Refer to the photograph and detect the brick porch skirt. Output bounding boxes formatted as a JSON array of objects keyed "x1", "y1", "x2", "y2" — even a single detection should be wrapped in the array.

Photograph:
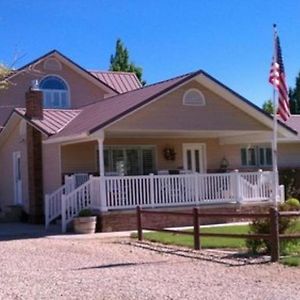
[{"x1": 96, "y1": 202, "x2": 273, "y2": 232}]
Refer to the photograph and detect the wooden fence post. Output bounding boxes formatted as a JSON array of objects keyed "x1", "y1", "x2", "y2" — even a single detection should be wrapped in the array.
[
  {"x1": 193, "y1": 208, "x2": 200, "y2": 250},
  {"x1": 137, "y1": 206, "x2": 143, "y2": 241},
  {"x1": 270, "y1": 207, "x2": 280, "y2": 262}
]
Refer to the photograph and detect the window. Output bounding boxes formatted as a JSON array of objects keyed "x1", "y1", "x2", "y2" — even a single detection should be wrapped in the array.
[
  {"x1": 40, "y1": 76, "x2": 70, "y2": 108},
  {"x1": 240, "y1": 146, "x2": 272, "y2": 167},
  {"x1": 103, "y1": 146, "x2": 156, "y2": 175},
  {"x1": 183, "y1": 88, "x2": 205, "y2": 106}
]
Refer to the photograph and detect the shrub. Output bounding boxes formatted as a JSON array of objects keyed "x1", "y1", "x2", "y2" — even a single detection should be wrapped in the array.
[
  {"x1": 246, "y1": 199, "x2": 300, "y2": 255},
  {"x1": 78, "y1": 208, "x2": 94, "y2": 217}
]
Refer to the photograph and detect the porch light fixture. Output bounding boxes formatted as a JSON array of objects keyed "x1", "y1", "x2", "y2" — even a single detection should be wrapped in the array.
[{"x1": 163, "y1": 146, "x2": 176, "y2": 161}]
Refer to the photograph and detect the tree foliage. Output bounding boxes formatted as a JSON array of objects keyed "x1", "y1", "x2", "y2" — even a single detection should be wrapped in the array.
[
  {"x1": 0, "y1": 64, "x2": 12, "y2": 90},
  {"x1": 289, "y1": 71, "x2": 300, "y2": 114},
  {"x1": 109, "y1": 39, "x2": 146, "y2": 86},
  {"x1": 262, "y1": 99, "x2": 274, "y2": 114}
]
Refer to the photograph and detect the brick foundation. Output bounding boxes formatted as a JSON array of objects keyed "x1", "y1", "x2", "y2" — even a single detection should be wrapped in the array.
[{"x1": 96, "y1": 202, "x2": 273, "y2": 232}]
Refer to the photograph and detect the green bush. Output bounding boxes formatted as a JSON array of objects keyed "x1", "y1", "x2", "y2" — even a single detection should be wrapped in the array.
[
  {"x1": 78, "y1": 208, "x2": 94, "y2": 217},
  {"x1": 246, "y1": 199, "x2": 300, "y2": 255}
]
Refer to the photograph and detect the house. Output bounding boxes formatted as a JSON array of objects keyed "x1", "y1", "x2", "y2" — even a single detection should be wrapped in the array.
[{"x1": 0, "y1": 50, "x2": 300, "y2": 231}]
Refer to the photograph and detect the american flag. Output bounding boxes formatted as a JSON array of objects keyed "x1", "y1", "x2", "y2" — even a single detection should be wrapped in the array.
[{"x1": 269, "y1": 34, "x2": 290, "y2": 121}]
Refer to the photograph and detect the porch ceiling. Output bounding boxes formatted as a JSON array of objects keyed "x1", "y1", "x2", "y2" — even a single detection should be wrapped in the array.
[{"x1": 105, "y1": 129, "x2": 274, "y2": 144}]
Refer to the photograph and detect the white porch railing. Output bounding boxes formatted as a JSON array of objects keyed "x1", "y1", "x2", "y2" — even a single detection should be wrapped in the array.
[
  {"x1": 59, "y1": 170, "x2": 279, "y2": 232},
  {"x1": 45, "y1": 174, "x2": 89, "y2": 228}
]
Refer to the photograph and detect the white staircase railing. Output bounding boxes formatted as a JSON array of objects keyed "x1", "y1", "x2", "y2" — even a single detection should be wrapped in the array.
[
  {"x1": 61, "y1": 178, "x2": 93, "y2": 233},
  {"x1": 239, "y1": 171, "x2": 273, "y2": 201},
  {"x1": 45, "y1": 174, "x2": 90, "y2": 229}
]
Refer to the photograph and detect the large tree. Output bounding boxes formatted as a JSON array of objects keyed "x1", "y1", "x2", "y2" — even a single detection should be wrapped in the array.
[
  {"x1": 109, "y1": 39, "x2": 146, "y2": 86},
  {"x1": 289, "y1": 71, "x2": 300, "y2": 114},
  {"x1": 262, "y1": 99, "x2": 274, "y2": 114}
]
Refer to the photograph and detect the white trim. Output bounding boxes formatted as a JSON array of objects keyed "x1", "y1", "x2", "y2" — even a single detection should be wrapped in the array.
[
  {"x1": 40, "y1": 74, "x2": 71, "y2": 108},
  {"x1": 182, "y1": 143, "x2": 207, "y2": 173},
  {"x1": 182, "y1": 88, "x2": 206, "y2": 106},
  {"x1": 43, "y1": 58, "x2": 62, "y2": 71},
  {"x1": 13, "y1": 151, "x2": 22, "y2": 205}
]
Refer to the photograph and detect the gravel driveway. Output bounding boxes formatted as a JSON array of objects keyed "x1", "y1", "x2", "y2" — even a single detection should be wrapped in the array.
[{"x1": 0, "y1": 235, "x2": 299, "y2": 300}]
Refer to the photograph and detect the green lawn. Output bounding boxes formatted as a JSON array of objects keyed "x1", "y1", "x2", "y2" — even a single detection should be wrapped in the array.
[
  {"x1": 138, "y1": 221, "x2": 300, "y2": 253},
  {"x1": 281, "y1": 256, "x2": 300, "y2": 267},
  {"x1": 141, "y1": 225, "x2": 249, "y2": 249}
]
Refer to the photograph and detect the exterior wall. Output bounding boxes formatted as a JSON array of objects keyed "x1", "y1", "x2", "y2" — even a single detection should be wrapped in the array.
[
  {"x1": 278, "y1": 143, "x2": 300, "y2": 168},
  {"x1": 0, "y1": 58, "x2": 108, "y2": 113},
  {"x1": 0, "y1": 119, "x2": 29, "y2": 211},
  {"x1": 107, "y1": 80, "x2": 270, "y2": 132},
  {"x1": 43, "y1": 143, "x2": 62, "y2": 194},
  {"x1": 60, "y1": 137, "x2": 227, "y2": 175},
  {"x1": 61, "y1": 141, "x2": 98, "y2": 175},
  {"x1": 105, "y1": 137, "x2": 225, "y2": 172}
]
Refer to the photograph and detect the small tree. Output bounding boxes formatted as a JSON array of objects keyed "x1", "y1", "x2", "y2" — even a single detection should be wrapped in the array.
[
  {"x1": 109, "y1": 39, "x2": 146, "y2": 86},
  {"x1": 0, "y1": 63, "x2": 12, "y2": 90},
  {"x1": 262, "y1": 99, "x2": 274, "y2": 114}
]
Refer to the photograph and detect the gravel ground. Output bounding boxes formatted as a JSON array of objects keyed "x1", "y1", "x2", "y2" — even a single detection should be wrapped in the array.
[{"x1": 0, "y1": 235, "x2": 299, "y2": 300}]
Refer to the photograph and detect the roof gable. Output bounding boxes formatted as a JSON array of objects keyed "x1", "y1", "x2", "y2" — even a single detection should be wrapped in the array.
[
  {"x1": 6, "y1": 50, "x2": 119, "y2": 95},
  {"x1": 44, "y1": 69, "x2": 297, "y2": 143}
]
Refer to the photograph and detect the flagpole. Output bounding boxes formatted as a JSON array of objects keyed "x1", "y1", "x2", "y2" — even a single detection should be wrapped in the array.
[{"x1": 272, "y1": 24, "x2": 279, "y2": 207}]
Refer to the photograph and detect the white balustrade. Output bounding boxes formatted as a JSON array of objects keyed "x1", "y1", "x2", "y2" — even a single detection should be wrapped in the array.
[
  {"x1": 54, "y1": 171, "x2": 277, "y2": 232},
  {"x1": 45, "y1": 174, "x2": 89, "y2": 229},
  {"x1": 61, "y1": 179, "x2": 93, "y2": 233}
]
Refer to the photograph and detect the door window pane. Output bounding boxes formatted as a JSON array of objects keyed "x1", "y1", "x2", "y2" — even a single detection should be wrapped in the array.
[
  {"x1": 195, "y1": 150, "x2": 200, "y2": 172},
  {"x1": 259, "y1": 148, "x2": 265, "y2": 165},
  {"x1": 126, "y1": 149, "x2": 140, "y2": 175},
  {"x1": 187, "y1": 150, "x2": 192, "y2": 170},
  {"x1": 142, "y1": 149, "x2": 154, "y2": 175},
  {"x1": 241, "y1": 148, "x2": 247, "y2": 165},
  {"x1": 248, "y1": 148, "x2": 256, "y2": 166}
]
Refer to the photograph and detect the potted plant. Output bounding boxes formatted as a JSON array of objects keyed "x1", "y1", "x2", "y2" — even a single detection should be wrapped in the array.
[{"x1": 73, "y1": 208, "x2": 97, "y2": 234}]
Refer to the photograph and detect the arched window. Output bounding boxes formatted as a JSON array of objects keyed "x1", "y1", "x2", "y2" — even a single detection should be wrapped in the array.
[
  {"x1": 183, "y1": 88, "x2": 205, "y2": 106},
  {"x1": 40, "y1": 76, "x2": 70, "y2": 108}
]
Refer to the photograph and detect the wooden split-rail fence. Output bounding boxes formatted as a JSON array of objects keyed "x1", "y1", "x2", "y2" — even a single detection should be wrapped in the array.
[{"x1": 136, "y1": 206, "x2": 300, "y2": 262}]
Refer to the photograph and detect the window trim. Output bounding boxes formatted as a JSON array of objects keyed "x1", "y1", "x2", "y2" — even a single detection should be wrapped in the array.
[
  {"x1": 240, "y1": 145, "x2": 272, "y2": 167},
  {"x1": 183, "y1": 88, "x2": 206, "y2": 106},
  {"x1": 97, "y1": 145, "x2": 157, "y2": 176},
  {"x1": 39, "y1": 74, "x2": 71, "y2": 108}
]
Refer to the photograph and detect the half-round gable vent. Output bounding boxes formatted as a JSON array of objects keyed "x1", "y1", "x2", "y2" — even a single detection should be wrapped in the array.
[
  {"x1": 43, "y1": 58, "x2": 62, "y2": 71},
  {"x1": 183, "y1": 89, "x2": 205, "y2": 106}
]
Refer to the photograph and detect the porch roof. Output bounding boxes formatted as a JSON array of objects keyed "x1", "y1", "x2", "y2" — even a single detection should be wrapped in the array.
[
  {"x1": 48, "y1": 71, "x2": 197, "y2": 141},
  {"x1": 15, "y1": 108, "x2": 81, "y2": 135},
  {"x1": 45, "y1": 69, "x2": 297, "y2": 143}
]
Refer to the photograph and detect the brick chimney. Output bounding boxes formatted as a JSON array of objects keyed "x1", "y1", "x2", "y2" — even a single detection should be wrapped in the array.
[{"x1": 25, "y1": 80, "x2": 43, "y2": 120}]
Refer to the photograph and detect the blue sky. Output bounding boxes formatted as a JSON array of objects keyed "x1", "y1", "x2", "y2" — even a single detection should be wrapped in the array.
[{"x1": 1, "y1": 0, "x2": 300, "y2": 107}]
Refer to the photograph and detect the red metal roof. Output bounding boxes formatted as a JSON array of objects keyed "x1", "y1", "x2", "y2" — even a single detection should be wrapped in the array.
[
  {"x1": 50, "y1": 71, "x2": 197, "y2": 139},
  {"x1": 15, "y1": 108, "x2": 81, "y2": 135},
  {"x1": 90, "y1": 71, "x2": 142, "y2": 93}
]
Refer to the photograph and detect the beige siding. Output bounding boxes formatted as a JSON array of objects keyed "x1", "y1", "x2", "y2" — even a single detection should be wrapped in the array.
[
  {"x1": 278, "y1": 143, "x2": 300, "y2": 168},
  {"x1": 0, "y1": 59, "x2": 107, "y2": 110},
  {"x1": 108, "y1": 80, "x2": 270, "y2": 132},
  {"x1": 61, "y1": 141, "x2": 98, "y2": 174},
  {"x1": 0, "y1": 120, "x2": 29, "y2": 211},
  {"x1": 43, "y1": 143, "x2": 62, "y2": 194}
]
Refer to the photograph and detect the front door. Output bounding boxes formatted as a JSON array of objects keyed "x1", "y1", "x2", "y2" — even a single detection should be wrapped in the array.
[
  {"x1": 13, "y1": 151, "x2": 22, "y2": 205},
  {"x1": 183, "y1": 143, "x2": 206, "y2": 173}
]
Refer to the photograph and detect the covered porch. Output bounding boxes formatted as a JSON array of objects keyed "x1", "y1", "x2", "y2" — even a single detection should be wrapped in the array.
[{"x1": 44, "y1": 129, "x2": 282, "y2": 232}]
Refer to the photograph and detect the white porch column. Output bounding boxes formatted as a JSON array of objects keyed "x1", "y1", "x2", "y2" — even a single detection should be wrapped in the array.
[
  {"x1": 97, "y1": 136, "x2": 107, "y2": 212},
  {"x1": 97, "y1": 138, "x2": 105, "y2": 176}
]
